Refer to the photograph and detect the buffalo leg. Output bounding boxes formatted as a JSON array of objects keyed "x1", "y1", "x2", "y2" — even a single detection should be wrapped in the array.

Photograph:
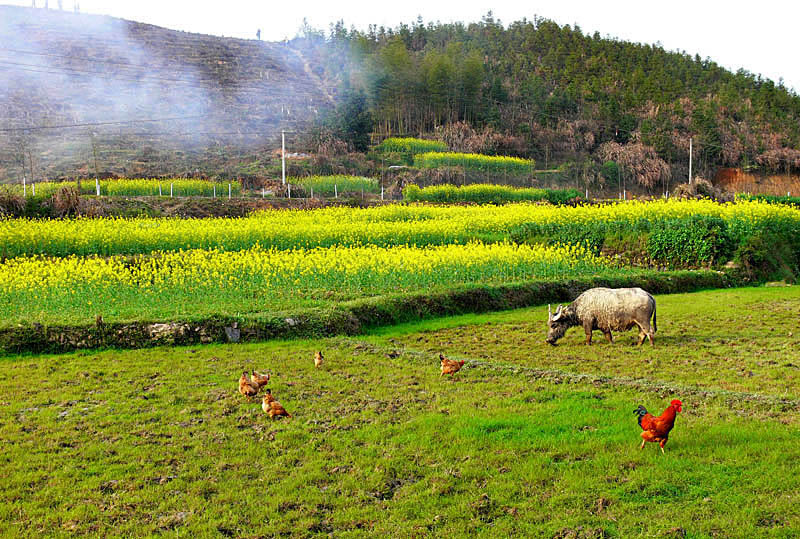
[
  {"x1": 634, "y1": 321, "x2": 651, "y2": 346},
  {"x1": 584, "y1": 321, "x2": 594, "y2": 345},
  {"x1": 603, "y1": 330, "x2": 613, "y2": 343}
]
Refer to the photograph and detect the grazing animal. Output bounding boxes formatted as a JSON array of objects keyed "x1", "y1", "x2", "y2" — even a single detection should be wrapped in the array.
[
  {"x1": 440, "y1": 353, "x2": 465, "y2": 377},
  {"x1": 634, "y1": 400, "x2": 683, "y2": 453},
  {"x1": 238, "y1": 371, "x2": 259, "y2": 399},
  {"x1": 314, "y1": 351, "x2": 324, "y2": 368},
  {"x1": 251, "y1": 370, "x2": 270, "y2": 391},
  {"x1": 546, "y1": 287, "x2": 656, "y2": 346},
  {"x1": 262, "y1": 389, "x2": 291, "y2": 419}
]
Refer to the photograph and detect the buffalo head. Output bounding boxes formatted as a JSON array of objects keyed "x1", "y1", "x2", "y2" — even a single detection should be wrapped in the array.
[{"x1": 546, "y1": 304, "x2": 570, "y2": 345}]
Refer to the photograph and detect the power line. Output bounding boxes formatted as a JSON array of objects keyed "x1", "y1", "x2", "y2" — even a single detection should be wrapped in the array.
[
  {"x1": 0, "y1": 61, "x2": 333, "y2": 98},
  {"x1": 0, "y1": 115, "x2": 206, "y2": 132}
]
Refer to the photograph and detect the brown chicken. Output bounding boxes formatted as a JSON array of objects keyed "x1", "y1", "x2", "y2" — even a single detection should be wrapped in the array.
[
  {"x1": 251, "y1": 370, "x2": 270, "y2": 390},
  {"x1": 314, "y1": 351, "x2": 324, "y2": 368},
  {"x1": 634, "y1": 399, "x2": 683, "y2": 453},
  {"x1": 238, "y1": 371, "x2": 259, "y2": 399},
  {"x1": 440, "y1": 353, "x2": 465, "y2": 377},
  {"x1": 262, "y1": 389, "x2": 291, "y2": 419}
]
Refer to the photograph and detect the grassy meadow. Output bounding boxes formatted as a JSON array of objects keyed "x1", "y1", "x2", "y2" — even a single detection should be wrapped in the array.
[{"x1": 1, "y1": 286, "x2": 798, "y2": 536}]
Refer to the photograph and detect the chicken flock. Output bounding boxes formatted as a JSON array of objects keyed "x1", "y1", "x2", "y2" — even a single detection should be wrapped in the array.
[{"x1": 236, "y1": 349, "x2": 682, "y2": 453}]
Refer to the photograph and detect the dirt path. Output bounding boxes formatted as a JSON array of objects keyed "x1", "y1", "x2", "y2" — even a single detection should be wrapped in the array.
[{"x1": 289, "y1": 47, "x2": 335, "y2": 105}]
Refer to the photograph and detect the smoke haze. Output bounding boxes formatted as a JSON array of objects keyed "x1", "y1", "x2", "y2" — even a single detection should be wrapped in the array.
[{"x1": 0, "y1": 5, "x2": 331, "y2": 181}]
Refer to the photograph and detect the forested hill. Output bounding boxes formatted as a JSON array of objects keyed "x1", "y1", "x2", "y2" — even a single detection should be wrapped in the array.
[{"x1": 293, "y1": 14, "x2": 800, "y2": 184}]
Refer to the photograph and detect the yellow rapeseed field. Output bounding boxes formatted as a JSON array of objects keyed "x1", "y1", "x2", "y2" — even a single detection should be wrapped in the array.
[{"x1": 2, "y1": 199, "x2": 797, "y2": 258}]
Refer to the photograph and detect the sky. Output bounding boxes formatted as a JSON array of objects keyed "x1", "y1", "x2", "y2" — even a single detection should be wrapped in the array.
[{"x1": 7, "y1": 0, "x2": 800, "y2": 92}]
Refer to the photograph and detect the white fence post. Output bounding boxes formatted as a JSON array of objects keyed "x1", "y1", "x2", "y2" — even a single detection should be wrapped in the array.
[
  {"x1": 335, "y1": 184, "x2": 337, "y2": 198},
  {"x1": 32, "y1": 182, "x2": 35, "y2": 196},
  {"x1": 310, "y1": 186, "x2": 313, "y2": 199},
  {"x1": 170, "y1": 183, "x2": 173, "y2": 197},
  {"x1": 381, "y1": 186, "x2": 384, "y2": 201},
  {"x1": 23, "y1": 177, "x2": 26, "y2": 197},
  {"x1": 288, "y1": 183, "x2": 291, "y2": 199},
  {"x1": 95, "y1": 178, "x2": 100, "y2": 196},
  {"x1": 213, "y1": 185, "x2": 216, "y2": 198},
  {"x1": 159, "y1": 184, "x2": 162, "y2": 197},
  {"x1": 228, "y1": 183, "x2": 231, "y2": 199},
  {"x1": 262, "y1": 187, "x2": 265, "y2": 198}
]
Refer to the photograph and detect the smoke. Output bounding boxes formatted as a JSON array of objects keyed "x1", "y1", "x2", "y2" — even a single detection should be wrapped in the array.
[{"x1": 0, "y1": 5, "x2": 329, "y2": 181}]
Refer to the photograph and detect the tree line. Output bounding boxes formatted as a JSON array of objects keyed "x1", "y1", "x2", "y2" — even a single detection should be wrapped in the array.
[{"x1": 292, "y1": 13, "x2": 800, "y2": 188}]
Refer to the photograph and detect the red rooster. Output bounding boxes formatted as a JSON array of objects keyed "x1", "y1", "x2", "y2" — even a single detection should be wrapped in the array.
[{"x1": 634, "y1": 399, "x2": 682, "y2": 453}]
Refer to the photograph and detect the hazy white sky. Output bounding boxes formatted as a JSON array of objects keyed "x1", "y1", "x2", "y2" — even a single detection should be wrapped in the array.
[{"x1": 7, "y1": 0, "x2": 800, "y2": 92}]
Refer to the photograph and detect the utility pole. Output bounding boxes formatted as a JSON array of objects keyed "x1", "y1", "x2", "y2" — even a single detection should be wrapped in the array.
[
  {"x1": 688, "y1": 137, "x2": 693, "y2": 185},
  {"x1": 91, "y1": 132, "x2": 100, "y2": 181},
  {"x1": 281, "y1": 129, "x2": 286, "y2": 185}
]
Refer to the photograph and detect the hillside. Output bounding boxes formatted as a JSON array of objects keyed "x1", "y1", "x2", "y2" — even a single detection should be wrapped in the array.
[
  {"x1": 0, "y1": 5, "x2": 332, "y2": 182},
  {"x1": 3, "y1": 7, "x2": 800, "y2": 192},
  {"x1": 295, "y1": 15, "x2": 800, "y2": 191}
]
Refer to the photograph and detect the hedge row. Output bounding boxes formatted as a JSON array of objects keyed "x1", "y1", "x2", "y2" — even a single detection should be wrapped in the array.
[
  {"x1": 413, "y1": 152, "x2": 533, "y2": 174},
  {"x1": 736, "y1": 193, "x2": 800, "y2": 207},
  {"x1": 0, "y1": 270, "x2": 735, "y2": 355},
  {"x1": 402, "y1": 184, "x2": 582, "y2": 205},
  {"x1": 511, "y1": 214, "x2": 800, "y2": 281}
]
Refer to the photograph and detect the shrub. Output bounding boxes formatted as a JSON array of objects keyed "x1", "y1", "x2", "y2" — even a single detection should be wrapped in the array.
[
  {"x1": 647, "y1": 216, "x2": 734, "y2": 267},
  {"x1": 49, "y1": 186, "x2": 82, "y2": 218},
  {"x1": 0, "y1": 187, "x2": 25, "y2": 217},
  {"x1": 734, "y1": 230, "x2": 798, "y2": 283}
]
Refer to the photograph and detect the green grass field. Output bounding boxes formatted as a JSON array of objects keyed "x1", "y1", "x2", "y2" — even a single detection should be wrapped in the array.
[{"x1": 2, "y1": 286, "x2": 798, "y2": 536}]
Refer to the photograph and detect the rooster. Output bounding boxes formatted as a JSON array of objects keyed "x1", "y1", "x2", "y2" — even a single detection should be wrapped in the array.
[
  {"x1": 634, "y1": 399, "x2": 683, "y2": 453},
  {"x1": 314, "y1": 351, "x2": 324, "y2": 368},
  {"x1": 262, "y1": 389, "x2": 291, "y2": 419},
  {"x1": 251, "y1": 370, "x2": 270, "y2": 390},
  {"x1": 238, "y1": 371, "x2": 259, "y2": 400},
  {"x1": 440, "y1": 353, "x2": 465, "y2": 377}
]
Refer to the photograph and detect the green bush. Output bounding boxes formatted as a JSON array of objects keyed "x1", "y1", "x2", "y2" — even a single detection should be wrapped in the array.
[
  {"x1": 647, "y1": 216, "x2": 734, "y2": 267},
  {"x1": 734, "y1": 229, "x2": 800, "y2": 282}
]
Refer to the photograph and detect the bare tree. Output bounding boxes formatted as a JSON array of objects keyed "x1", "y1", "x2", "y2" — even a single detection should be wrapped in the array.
[{"x1": 595, "y1": 142, "x2": 671, "y2": 191}]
